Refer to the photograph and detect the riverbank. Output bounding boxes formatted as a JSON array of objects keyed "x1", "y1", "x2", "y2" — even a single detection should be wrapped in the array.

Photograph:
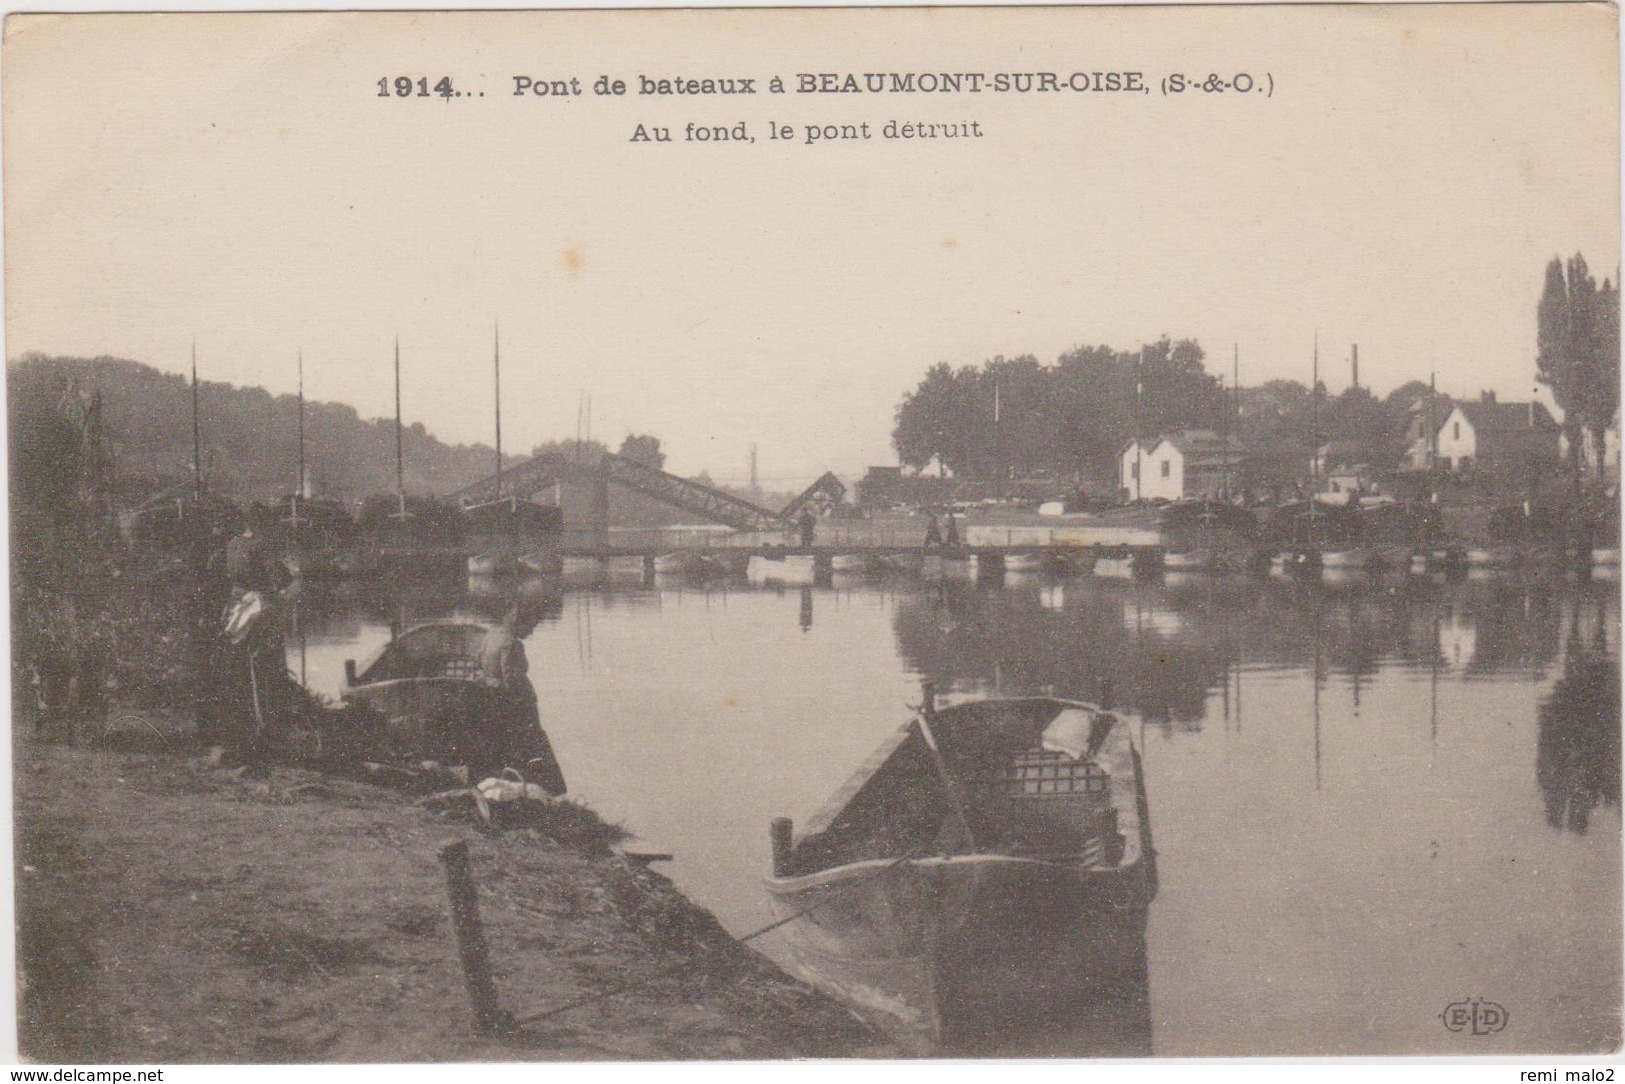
[{"x1": 14, "y1": 710, "x2": 892, "y2": 1062}]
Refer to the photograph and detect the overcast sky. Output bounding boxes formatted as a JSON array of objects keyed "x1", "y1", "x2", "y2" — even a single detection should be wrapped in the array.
[{"x1": 5, "y1": 5, "x2": 1617, "y2": 486}]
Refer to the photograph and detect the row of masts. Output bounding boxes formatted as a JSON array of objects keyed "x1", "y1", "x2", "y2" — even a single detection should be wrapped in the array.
[{"x1": 188, "y1": 327, "x2": 513, "y2": 519}]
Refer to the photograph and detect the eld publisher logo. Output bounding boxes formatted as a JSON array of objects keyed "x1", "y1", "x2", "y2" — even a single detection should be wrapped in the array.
[{"x1": 1440, "y1": 998, "x2": 1509, "y2": 1035}]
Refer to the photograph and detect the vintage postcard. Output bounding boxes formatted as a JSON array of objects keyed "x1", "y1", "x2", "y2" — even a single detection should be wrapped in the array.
[{"x1": 4, "y1": 3, "x2": 1619, "y2": 1069}]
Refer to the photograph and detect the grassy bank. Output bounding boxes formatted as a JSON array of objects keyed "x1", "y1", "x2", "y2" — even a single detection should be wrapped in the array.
[{"x1": 14, "y1": 713, "x2": 890, "y2": 1062}]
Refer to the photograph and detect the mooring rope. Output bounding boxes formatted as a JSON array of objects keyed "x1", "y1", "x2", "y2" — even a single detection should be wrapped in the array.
[{"x1": 507, "y1": 849, "x2": 924, "y2": 1028}]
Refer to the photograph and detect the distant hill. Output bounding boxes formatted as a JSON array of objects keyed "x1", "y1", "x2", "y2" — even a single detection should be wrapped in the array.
[
  {"x1": 8, "y1": 354, "x2": 512, "y2": 506},
  {"x1": 6, "y1": 354, "x2": 799, "y2": 529}
]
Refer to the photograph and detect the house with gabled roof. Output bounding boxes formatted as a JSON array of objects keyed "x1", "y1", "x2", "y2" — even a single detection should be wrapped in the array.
[
  {"x1": 1436, "y1": 392, "x2": 1559, "y2": 487},
  {"x1": 1121, "y1": 430, "x2": 1247, "y2": 501}
]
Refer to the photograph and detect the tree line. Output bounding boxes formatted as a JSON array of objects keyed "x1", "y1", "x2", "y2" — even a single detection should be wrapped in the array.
[
  {"x1": 891, "y1": 336, "x2": 1431, "y2": 492},
  {"x1": 892, "y1": 338, "x2": 1233, "y2": 484},
  {"x1": 893, "y1": 254, "x2": 1621, "y2": 495}
]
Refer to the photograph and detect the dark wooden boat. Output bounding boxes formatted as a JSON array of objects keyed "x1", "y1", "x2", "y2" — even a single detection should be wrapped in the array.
[
  {"x1": 341, "y1": 621, "x2": 565, "y2": 792},
  {"x1": 764, "y1": 695, "x2": 1155, "y2": 1056}
]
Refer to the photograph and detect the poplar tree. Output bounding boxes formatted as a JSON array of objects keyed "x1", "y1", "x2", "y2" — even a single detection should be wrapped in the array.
[{"x1": 1536, "y1": 255, "x2": 1589, "y2": 484}]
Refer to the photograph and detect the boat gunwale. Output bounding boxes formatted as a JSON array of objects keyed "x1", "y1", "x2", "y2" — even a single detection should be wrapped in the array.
[
  {"x1": 342, "y1": 673, "x2": 489, "y2": 698},
  {"x1": 347, "y1": 619, "x2": 498, "y2": 687},
  {"x1": 784, "y1": 696, "x2": 1147, "y2": 879},
  {"x1": 763, "y1": 849, "x2": 1154, "y2": 895}
]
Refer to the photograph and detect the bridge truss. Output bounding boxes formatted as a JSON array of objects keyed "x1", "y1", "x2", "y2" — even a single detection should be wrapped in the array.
[{"x1": 448, "y1": 450, "x2": 791, "y2": 533}]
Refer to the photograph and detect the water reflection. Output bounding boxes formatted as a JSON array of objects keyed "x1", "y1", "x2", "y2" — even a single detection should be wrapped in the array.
[
  {"x1": 937, "y1": 909, "x2": 1152, "y2": 1058},
  {"x1": 1538, "y1": 599, "x2": 1622, "y2": 834},
  {"x1": 276, "y1": 570, "x2": 1619, "y2": 1056},
  {"x1": 892, "y1": 574, "x2": 1585, "y2": 736}
]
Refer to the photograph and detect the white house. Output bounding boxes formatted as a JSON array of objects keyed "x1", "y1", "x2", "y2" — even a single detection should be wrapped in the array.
[
  {"x1": 1435, "y1": 406, "x2": 1475, "y2": 468},
  {"x1": 1121, "y1": 438, "x2": 1183, "y2": 501},
  {"x1": 1120, "y1": 431, "x2": 1246, "y2": 502},
  {"x1": 1435, "y1": 394, "x2": 1559, "y2": 480}
]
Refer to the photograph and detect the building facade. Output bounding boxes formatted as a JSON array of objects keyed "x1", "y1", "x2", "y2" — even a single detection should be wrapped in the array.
[
  {"x1": 1435, "y1": 394, "x2": 1559, "y2": 487},
  {"x1": 1121, "y1": 431, "x2": 1246, "y2": 501}
]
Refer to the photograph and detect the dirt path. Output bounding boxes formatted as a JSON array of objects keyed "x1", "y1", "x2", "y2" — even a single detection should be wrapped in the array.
[{"x1": 13, "y1": 718, "x2": 891, "y2": 1062}]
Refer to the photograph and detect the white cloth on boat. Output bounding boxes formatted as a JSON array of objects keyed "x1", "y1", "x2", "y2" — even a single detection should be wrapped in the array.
[{"x1": 1040, "y1": 707, "x2": 1097, "y2": 760}]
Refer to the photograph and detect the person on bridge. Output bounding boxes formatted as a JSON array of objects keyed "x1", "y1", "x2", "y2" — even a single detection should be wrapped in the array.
[
  {"x1": 944, "y1": 513, "x2": 960, "y2": 546},
  {"x1": 798, "y1": 508, "x2": 816, "y2": 547},
  {"x1": 924, "y1": 513, "x2": 942, "y2": 548}
]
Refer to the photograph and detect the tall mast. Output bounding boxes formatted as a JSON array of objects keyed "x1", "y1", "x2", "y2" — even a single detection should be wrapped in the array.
[
  {"x1": 992, "y1": 363, "x2": 1001, "y2": 500},
  {"x1": 296, "y1": 349, "x2": 306, "y2": 512},
  {"x1": 394, "y1": 337, "x2": 406, "y2": 519},
  {"x1": 493, "y1": 323, "x2": 503, "y2": 500},
  {"x1": 191, "y1": 340, "x2": 203, "y2": 503},
  {"x1": 1312, "y1": 331, "x2": 1319, "y2": 491},
  {"x1": 1310, "y1": 332, "x2": 1320, "y2": 538},
  {"x1": 1222, "y1": 342, "x2": 1236, "y2": 499},
  {"x1": 1233, "y1": 343, "x2": 1241, "y2": 500},
  {"x1": 1134, "y1": 345, "x2": 1144, "y2": 501}
]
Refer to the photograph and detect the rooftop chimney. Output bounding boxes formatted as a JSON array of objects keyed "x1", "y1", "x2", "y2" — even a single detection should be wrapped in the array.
[{"x1": 1481, "y1": 390, "x2": 1497, "y2": 405}]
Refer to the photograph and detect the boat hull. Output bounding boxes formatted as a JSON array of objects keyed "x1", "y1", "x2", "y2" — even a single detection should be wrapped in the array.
[
  {"x1": 561, "y1": 555, "x2": 604, "y2": 581},
  {"x1": 1002, "y1": 552, "x2": 1046, "y2": 573},
  {"x1": 1050, "y1": 549, "x2": 1095, "y2": 575},
  {"x1": 1162, "y1": 549, "x2": 1243, "y2": 574},
  {"x1": 1465, "y1": 546, "x2": 1518, "y2": 568},
  {"x1": 517, "y1": 551, "x2": 563, "y2": 576},
  {"x1": 341, "y1": 622, "x2": 565, "y2": 790},
  {"x1": 764, "y1": 697, "x2": 1156, "y2": 1056},
  {"x1": 1093, "y1": 556, "x2": 1135, "y2": 579},
  {"x1": 767, "y1": 854, "x2": 1152, "y2": 1056},
  {"x1": 747, "y1": 553, "x2": 817, "y2": 585},
  {"x1": 878, "y1": 552, "x2": 924, "y2": 574},
  {"x1": 1320, "y1": 547, "x2": 1372, "y2": 570},
  {"x1": 604, "y1": 555, "x2": 648, "y2": 581},
  {"x1": 467, "y1": 552, "x2": 516, "y2": 577},
  {"x1": 341, "y1": 675, "x2": 562, "y2": 790}
]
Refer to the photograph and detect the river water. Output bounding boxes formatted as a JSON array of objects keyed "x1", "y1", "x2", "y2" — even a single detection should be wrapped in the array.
[{"x1": 286, "y1": 567, "x2": 1620, "y2": 1057}]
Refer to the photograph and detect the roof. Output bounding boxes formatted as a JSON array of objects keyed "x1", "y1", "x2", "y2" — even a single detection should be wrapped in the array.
[
  {"x1": 1449, "y1": 401, "x2": 1559, "y2": 435},
  {"x1": 1122, "y1": 430, "x2": 1246, "y2": 469}
]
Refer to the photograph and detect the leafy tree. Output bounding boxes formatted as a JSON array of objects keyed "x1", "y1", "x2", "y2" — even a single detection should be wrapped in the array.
[
  {"x1": 528, "y1": 438, "x2": 607, "y2": 464},
  {"x1": 1053, "y1": 344, "x2": 1134, "y2": 480},
  {"x1": 1133, "y1": 337, "x2": 1230, "y2": 439},
  {"x1": 617, "y1": 433, "x2": 666, "y2": 471},
  {"x1": 892, "y1": 336, "x2": 1233, "y2": 487},
  {"x1": 1238, "y1": 380, "x2": 1314, "y2": 498},
  {"x1": 1324, "y1": 386, "x2": 1400, "y2": 469},
  {"x1": 893, "y1": 362, "x2": 960, "y2": 474}
]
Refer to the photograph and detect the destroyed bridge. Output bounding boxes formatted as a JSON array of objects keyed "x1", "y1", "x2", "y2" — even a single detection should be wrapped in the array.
[{"x1": 448, "y1": 449, "x2": 846, "y2": 539}]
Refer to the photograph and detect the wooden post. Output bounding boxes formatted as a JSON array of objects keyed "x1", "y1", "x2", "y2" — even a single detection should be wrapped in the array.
[
  {"x1": 1100, "y1": 678, "x2": 1115, "y2": 712},
  {"x1": 438, "y1": 840, "x2": 511, "y2": 1036},
  {"x1": 770, "y1": 817, "x2": 794, "y2": 877},
  {"x1": 343, "y1": 659, "x2": 356, "y2": 687},
  {"x1": 921, "y1": 679, "x2": 937, "y2": 721}
]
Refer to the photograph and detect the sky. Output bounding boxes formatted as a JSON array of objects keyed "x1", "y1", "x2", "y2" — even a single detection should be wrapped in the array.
[{"x1": 4, "y1": 5, "x2": 1618, "y2": 487}]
